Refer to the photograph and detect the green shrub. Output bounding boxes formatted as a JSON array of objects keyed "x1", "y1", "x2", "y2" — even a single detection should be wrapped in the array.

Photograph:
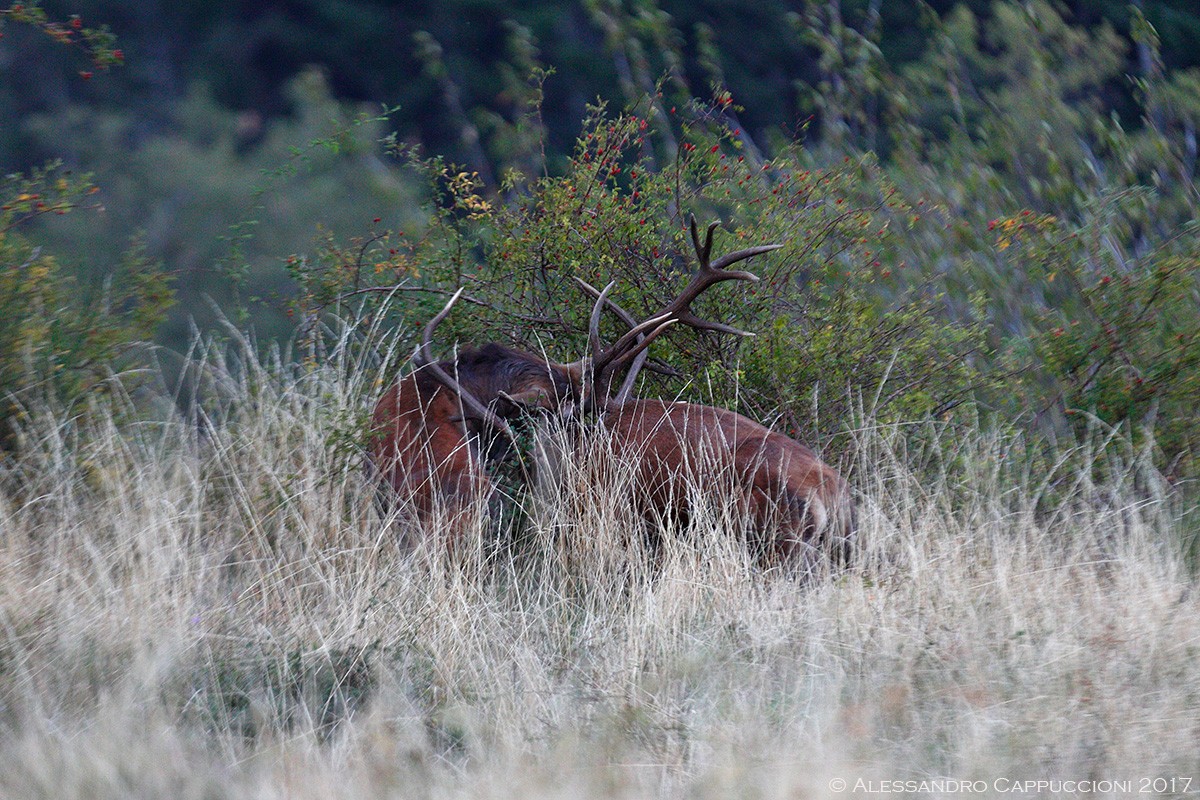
[
  {"x1": 19, "y1": 69, "x2": 421, "y2": 351},
  {"x1": 0, "y1": 163, "x2": 173, "y2": 449},
  {"x1": 1000, "y1": 196, "x2": 1200, "y2": 480},
  {"x1": 290, "y1": 100, "x2": 991, "y2": 452}
]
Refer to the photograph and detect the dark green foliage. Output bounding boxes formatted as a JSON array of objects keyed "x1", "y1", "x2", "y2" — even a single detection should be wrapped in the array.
[
  {"x1": 276, "y1": 2, "x2": 1200, "y2": 482},
  {"x1": 5, "y1": 1, "x2": 1200, "y2": 177},
  {"x1": 181, "y1": 643, "x2": 377, "y2": 744},
  {"x1": 20, "y1": 70, "x2": 419, "y2": 348}
]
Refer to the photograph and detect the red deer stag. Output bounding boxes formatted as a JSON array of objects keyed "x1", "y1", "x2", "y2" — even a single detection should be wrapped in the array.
[
  {"x1": 562, "y1": 218, "x2": 855, "y2": 566},
  {"x1": 371, "y1": 218, "x2": 853, "y2": 564},
  {"x1": 370, "y1": 219, "x2": 772, "y2": 534}
]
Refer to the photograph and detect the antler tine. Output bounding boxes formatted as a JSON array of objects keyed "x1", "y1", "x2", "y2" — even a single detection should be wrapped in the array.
[
  {"x1": 710, "y1": 243, "x2": 784, "y2": 273},
  {"x1": 575, "y1": 277, "x2": 654, "y2": 404},
  {"x1": 588, "y1": 280, "x2": 617, "y2": 362},
  {"x1": 413, "y1": 288, "x2": 515, "y2": 439},
  {"x1": 689, "y1": 214, "x2": 719, "y2": 269},
  {"x1": 606, "y1": 318, "x2": 677, "y2": 371},
  {"x1": 576, "y1": 277, "x2": 636, "y2": 329},
  {"x1": 574, "y1": 276, "x2": 671, "y2": 368},
  {"x1": 673, "y1": 309, "x2": 755, "y2": 337},
  {"x1": 613, "y1": 351, "x2": 648, "y2": 406},
  {"x1": 414, "y1": 287, "x2": 463, "y2": 367},
  {"x1": 602, "y1": 311, "x2": 673, "y2": 361}
]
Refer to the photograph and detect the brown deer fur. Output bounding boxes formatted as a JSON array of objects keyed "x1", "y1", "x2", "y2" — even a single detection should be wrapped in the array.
[
  {"x1": 600, "y1": 399, "x2": 854, "y2": 565},
  {"x1": 370, "y1": 343, "x2": 576, "y2": 538}
]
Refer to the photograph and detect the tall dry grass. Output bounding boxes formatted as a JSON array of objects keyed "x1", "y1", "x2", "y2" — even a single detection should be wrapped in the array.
[{"x1": 0, "y1": 324, "x2": 1196, "y2": 799}]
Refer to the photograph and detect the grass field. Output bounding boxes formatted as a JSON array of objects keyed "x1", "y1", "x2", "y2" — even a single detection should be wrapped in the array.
[{"x1": 1, "y1": 332, "x2": 1197, "y2": 799}]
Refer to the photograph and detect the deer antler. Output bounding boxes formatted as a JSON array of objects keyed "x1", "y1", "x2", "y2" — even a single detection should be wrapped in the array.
[
  {"x1": 413, "y1": 288, "x2": 515, "y2": 439},
  {"x1": 578, "y1": 215, "x2": 781, "y2": 409},
  {"x1": 575, "y1": 278, "x2": 655, "y2": 406},
  {"x1": 673, "y1": 215, "x2": 781, "y2": 336}
]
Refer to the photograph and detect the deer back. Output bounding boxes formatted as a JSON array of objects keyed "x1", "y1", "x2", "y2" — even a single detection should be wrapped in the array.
[{"x1": 603, "y1": 399, "x2": 854, "y2": 564}]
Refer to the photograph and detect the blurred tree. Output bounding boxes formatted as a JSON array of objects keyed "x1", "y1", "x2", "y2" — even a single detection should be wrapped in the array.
[
  {"x1": 20, "y1": 68, "x2": 421, "y2": 351},
  {"x1": 5, "y1": 1, "x2": 1198, "y2": 178}
]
